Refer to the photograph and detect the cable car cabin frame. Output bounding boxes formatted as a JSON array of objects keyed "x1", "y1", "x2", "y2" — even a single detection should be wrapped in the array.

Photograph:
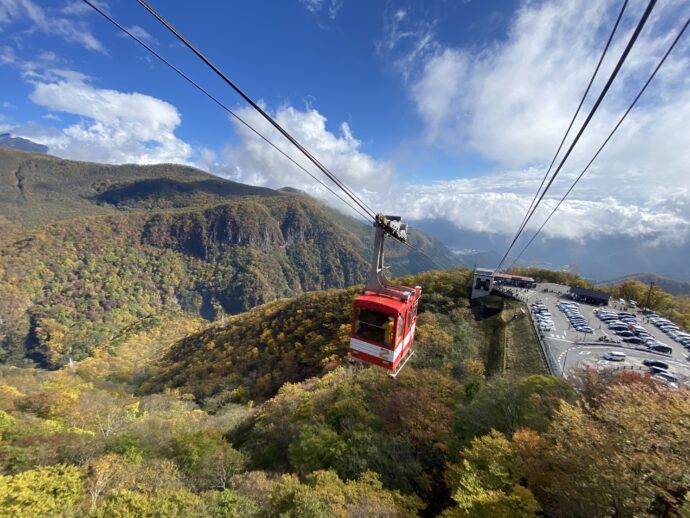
[{"x1": 349, "y1": 215, "x2": 422, "y2": 378}]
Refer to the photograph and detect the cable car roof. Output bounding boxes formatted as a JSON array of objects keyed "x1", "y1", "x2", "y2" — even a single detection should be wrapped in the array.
[{"x1": 355, "y1": 292, "x2": 414, "y2": 314}]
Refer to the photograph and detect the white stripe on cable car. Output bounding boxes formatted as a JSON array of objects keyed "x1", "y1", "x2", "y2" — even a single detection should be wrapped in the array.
[
  {"x1": 350, "y1": 338, "x2": 395, "y2": 361},
  {"x1": 350, "y1": 323, "x2": 416, "y2": 362}
]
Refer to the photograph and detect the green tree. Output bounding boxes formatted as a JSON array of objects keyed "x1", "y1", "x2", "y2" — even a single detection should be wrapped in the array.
[
  {"x1": 453, "y1": 375, "x2": 575, "y2": 447},
  {"x1": 94, "y1": 488, "x2": 204, "y2": 518},
  {"x1": 443, "y1": 431, "x2": 539, "y2": 518},
  {"x1": 0, "y1": 464, "x2": 85, "y2": 517},
  {"x1": 288, "y1": 424, "x2": 347, "y2": 475}
]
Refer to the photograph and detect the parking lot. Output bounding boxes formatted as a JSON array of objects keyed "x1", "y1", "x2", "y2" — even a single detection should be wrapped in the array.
[{"x1": 512, "y1": 282, "x2": 690, "y2": 386}]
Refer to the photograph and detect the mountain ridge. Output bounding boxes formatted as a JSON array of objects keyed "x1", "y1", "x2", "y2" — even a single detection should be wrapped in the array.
[
  {"x1": 0, "y1": 148, "x2": 459, "y2": 367},
  {"x1": 599, "y1": 272, "x2": 690, "y2": 296},
  {"x1": 0, "y1": 133, "x2": 48, "y2": 154}
]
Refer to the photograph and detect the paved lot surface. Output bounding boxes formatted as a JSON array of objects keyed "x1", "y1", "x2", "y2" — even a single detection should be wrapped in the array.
[{"x1": 510, "y1": 282, "x2": 690, "y2": 385}]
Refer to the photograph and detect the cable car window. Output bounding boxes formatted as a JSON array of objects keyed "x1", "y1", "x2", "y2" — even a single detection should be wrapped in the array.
[
  {"x1": 396, "y1": 317, "x2": 404, "y2": 343},
  {"x1": 355, "y1": 309, "x2": 394, "y2": 345},
  {"x1": 412, "y1": 301, "x2": 418, "y2": 321}
]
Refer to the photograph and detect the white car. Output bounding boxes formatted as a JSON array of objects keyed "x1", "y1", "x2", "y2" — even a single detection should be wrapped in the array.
[{"x1": 603, "y1": 351, "x2": 626, "y2": 361}]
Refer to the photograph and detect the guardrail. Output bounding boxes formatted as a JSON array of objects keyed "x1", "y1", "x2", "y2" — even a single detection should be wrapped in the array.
[
  {"x1": 529, "y1": 310, "x2": 560, "y2": 376},
  {"x1": 608, "y1": 364, "x2": 646, "y2": 373},
  {"x1": 494, "y1": 285, "x2": 557, "y2": 375}
]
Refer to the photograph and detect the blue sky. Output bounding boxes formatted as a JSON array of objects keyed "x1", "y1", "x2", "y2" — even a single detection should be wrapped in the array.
[
  {"x1": 1, "y1": 0, "x2": 688, "y2": 244},
  {"x1": 1, "y1": 0, "x2": 517, "y2": 179}
]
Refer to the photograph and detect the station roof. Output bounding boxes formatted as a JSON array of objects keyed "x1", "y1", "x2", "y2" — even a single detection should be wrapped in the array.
[
  {"x1": 494, "y1": 272, "x2": 535, "y2": 282},
  {"x1": 569, "y1": 286, "x2": 610, "y2": 301}
]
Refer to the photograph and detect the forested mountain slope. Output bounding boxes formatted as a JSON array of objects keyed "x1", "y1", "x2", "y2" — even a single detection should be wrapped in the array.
[
  {"x1": 142, "y1": 269, "x2": 545, "y2": 407},
  {"x1": 1, "y1": 270, "x2": 686, "y2": 517},
  {"x1": 601, "y1": 272, "x2": 690, "y2": 296},
  {"x1": 0, "y1": 148, "x2": 458, "y2": 367}
]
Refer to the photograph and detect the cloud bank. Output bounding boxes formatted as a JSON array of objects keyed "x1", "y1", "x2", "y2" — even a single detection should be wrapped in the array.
[{"x1": 378, "y1": 0, "x2": 690, "y2": 242}]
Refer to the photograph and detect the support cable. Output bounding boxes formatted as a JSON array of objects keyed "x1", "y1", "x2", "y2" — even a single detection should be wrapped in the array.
[
  {"x1": 514, "y1": 0, "x2": 629, "y2": 241},
  {"x1": 506, "y1": 15, "x2": 689, "y2": 270},
  {"x1": 82, "y1": 0, "x2": 373, "y2": 224},
  {"x1": 495, "y1": 0, "x2": 658, "y2": 271},
  {"x1": 136, "y1": 0, "x2": 378, "y2": 222},
  {"x1": 399, "y1": 240, "x2": 450, "y2": 272}
]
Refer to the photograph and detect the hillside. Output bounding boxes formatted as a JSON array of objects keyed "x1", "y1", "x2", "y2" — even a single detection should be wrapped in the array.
[
  {"x1": 141, "y1": 269, "x2": 545, "y2": 407},
  {"x1": 0, "y1": 133, "x2": 48, "y2": 154},
  {"x1": 0, "y1": 147, "x2": 276, "y2": 228},
  {"x1": 0, "y1": 270, "x2": 686, "y2": 517},
  {"x1": 601, "y1": 272, "x2": 690, "y2": 297},
  {"x1": 0, "y1": 148, "x2": 459, "y2": 367}
]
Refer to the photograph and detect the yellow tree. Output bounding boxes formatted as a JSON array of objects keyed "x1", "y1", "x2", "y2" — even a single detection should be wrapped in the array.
[
  {"x1": 0, "y1": 464, "x2": 85, "y2": 517},
  {"x1": 443, "y1": 430, "x2": 539, "y2": 518},
  {"x1": 533, "y1": 383, "x2": 690, "y2": 517}
]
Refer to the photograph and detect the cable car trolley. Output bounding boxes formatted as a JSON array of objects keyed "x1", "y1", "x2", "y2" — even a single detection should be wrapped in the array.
[{"x1": 349, "y1": 214, "x2": 422, "y2": 378}]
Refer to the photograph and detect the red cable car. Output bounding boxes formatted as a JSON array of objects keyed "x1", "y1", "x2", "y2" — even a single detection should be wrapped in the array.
[{"x1": 349, "y1": 214, "x2": 422, "y2": 377}]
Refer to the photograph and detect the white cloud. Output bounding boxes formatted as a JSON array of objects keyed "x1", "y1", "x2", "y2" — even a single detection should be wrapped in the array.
[
  {"x1": 299, "y1": 0, "x2": 343, "y2": 20},
  {"x1": 394, "y1": 169, "x2": 689, "y2": 243},
  {"x1": 0, "y1": 45, "x2": 15, "y2": 64},
  {"x1": 196, "y1": 90, "x2": 688, "y2": 241},
  {"x1": 18, "y1": 79, "x2": 192, "y2": 164},
  {"x1": 61, "y1": 0, "x2": 109, "y2": 17},
  {"x1": 0, "y1": 0, "x2": 104, "y2": 52},
  {"x1": 121, "y1": 25, "x2": 156, "y2": 44},
  {"x1": 204, "y1": 104, "x2": 392, "y2": 217},
  {"x1": 379, "y1": 0, "x2": 690, "y2": 242},
  {"x1": 377, "y1": 4, "x2": 438, "y2": 80}
]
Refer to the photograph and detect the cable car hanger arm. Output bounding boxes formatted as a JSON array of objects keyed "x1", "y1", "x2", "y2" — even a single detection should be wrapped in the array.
[{"x1": 367, "y1": 214, "x2": 414, "y2": 301}]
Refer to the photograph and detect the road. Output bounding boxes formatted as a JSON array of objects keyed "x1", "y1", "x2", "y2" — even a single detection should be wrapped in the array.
[{"x1": 511, "y1": 282, "x2": 690, "y2": 384}]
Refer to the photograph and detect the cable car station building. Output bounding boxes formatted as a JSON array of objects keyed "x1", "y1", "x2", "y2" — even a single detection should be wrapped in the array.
[{"x1": 568, "y1": 286, "x2": 611, "y2": 306}]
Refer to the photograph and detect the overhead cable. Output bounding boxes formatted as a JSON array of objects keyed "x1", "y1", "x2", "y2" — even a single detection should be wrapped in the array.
[
  {"x1": 513, "y1": 0, "x2": 629, "y2": 241},
  {"x1": 495, "y1": 0, "x2": 658, "y2": 271},
  {"x1": 506, "y1": 15, "x2": 689, "y2": 270},
  {"x1": 81, "y1": 0, "x2": 373, "y2": 224},
  {"x1": 135, "y1": 0, "x2": 379, "y2": 223},
  {"x1": 396, "y1": 240, "x2": 449, "y2": 272}
]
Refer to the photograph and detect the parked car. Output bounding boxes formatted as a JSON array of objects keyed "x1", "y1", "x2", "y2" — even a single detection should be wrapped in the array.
[
  {"x1": 623, "y1": 337, "x2": 644, "y2": 344},
  {"x1": 649, "y1": 344, "x2": 673, "y2": 355},
  {"x1": 603, "y1": 351, "x2": 626, "y2": 361},
  {"x1": 615, "y1": 330, "x2": 634, "y2": 338},
  {"x1": 660, "y1": 325, "x2": 679, "y2": 332},
  {"x1": 651, "y1": 370, "x2": 679, "y2": 383},
  {"x1": 643, "y1": 359, "x2": 669, "y2": 370}
]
